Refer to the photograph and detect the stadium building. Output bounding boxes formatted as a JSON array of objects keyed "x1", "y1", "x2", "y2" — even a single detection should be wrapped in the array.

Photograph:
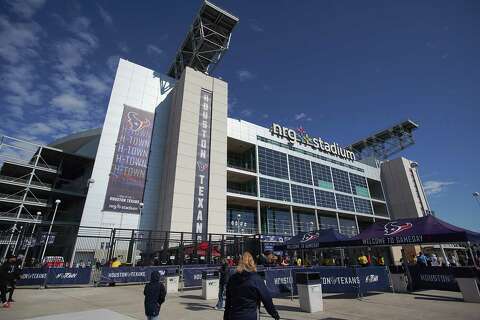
[{"x1": 0, "y1": 2, "x2": 425, "y2": 264}]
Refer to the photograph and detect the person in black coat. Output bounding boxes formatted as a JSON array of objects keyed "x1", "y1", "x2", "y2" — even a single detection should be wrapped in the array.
[
  {"x1": 144, "y1": 271, "x2": 166, "y2": 320},
  {"x1": 224, "y1": 252, "x2": 280, "y2": 320},
  {"x1": 0, "y1": 255, "x2": 19, "y2": 308},
  {"x1": 215, "y1": 260, "x2": 231, "y2": 309}
]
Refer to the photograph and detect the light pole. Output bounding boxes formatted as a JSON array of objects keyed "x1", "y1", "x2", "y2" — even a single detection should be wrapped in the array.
[
  {"x1": 40, "y1": 199, "x2": 61, "y2": 262},
  {"x1": 22, "y1": 211, "x2": 41, "y2": 267},
  {"x1": 132, "y1": 202, "x2": 144, "y2": 266},
  {"x1": 473, "y1": 192, "x2": 480, "y2": 209}
]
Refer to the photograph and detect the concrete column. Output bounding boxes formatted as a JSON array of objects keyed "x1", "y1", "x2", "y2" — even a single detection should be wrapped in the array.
[
  {"x1": 314, "y1": 209, "x2": 319, "y2": 230},
  {"x1": 257, "y1": 200, "x2": 261, "y2": 234},
  {"x1": 290, "y1": 206, "x2": 295, "y2": 236}
]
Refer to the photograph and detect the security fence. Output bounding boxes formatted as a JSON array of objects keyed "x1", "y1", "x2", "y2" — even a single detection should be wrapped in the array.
[{"x1": 0, "y1": 220, "x2": 259, "y2": 266}]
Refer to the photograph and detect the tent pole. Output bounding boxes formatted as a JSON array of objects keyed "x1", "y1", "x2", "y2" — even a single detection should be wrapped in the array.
[{"x1": 439, "y1": 244, "x2": 449, "y2": 266}]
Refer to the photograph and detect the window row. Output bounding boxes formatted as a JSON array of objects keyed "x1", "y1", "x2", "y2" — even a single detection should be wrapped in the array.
[
  {"x1": 259, "y1": 178, "x2": 374, "y2": 214},
  {"x1": 258, "y1": 146, "x2": 372, "y2": 197}
]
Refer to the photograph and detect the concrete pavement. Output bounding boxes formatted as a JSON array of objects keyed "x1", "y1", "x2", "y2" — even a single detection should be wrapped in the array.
[{"x1": 1, "y1": 285, "x2": 479, "y2": 320}]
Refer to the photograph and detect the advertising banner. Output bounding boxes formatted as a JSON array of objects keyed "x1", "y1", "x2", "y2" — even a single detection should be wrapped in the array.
[
  {"x1": 183, "y1": 267, "x2": 219, "y2": 288},
  {"x1": 354, "y1": 266, "x2": 391, "y2": 294},
  {"x1": 103, "y1": 105, "x2": 155, "y2": 213},
  {"x1": 408, "y1": 266, "x2": 460, "y2": 292},
  {"x1": 46, "y1": 267, "x2": 92, "y2": 286},
  {"x1": 17, "y1": 267, "x2": 48, "y2": 286},
  {"x1": 100, "y1": 266, "x2": 178, "y2": 284},
  {"x1": 191, "y1": 90, "x2": 213, "y2": 238},
  {"x1": 264, "y1": 268, "x2": 295, "y2": 296}
]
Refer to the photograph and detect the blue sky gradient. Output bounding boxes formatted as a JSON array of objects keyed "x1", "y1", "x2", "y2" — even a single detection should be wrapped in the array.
[{"x1": 0, "y1": 0, "x2": 479, "y2": 230}]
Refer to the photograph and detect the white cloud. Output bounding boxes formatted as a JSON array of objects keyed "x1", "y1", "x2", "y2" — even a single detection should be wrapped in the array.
[
  {"x1": 423, "y1": 181, "x2": 455, "y2": 195},
  {"x1": 83, "y1": 73, "x2": 111, "y2": 96},
  {"x1": 54, "y1": 38, "x2": 94, "y2": 71},
  {"x1": 117, "y1": 42, "x2": 129, "y2": 53},
  {"x1": 68, "y1": 17, "x2": 98, "y2": 48},
  {"x1": 6, "y1": 0, "x2": 46, "y2": 19},
  {"x1": 50, "y1": 92, "x2": 89, "y2": 115},
  {"x1": 106, "y1": 55, "x2": 120, "y2": 72},
  {"x1": 249, "y1": 22, "x2": 264, "y2": 32},
  {"x1": 241, "y1": 109, "x2": 253, "y2": 117},
  {"x1": 237, "y1": 70, "x2": 254, "y2": 82},
  {"x1": 262, "y1": 114, "x2": 269, "y2": 119},
  {"x1": 147, "y1": 44, "x2": 163, "y2": 56},
  {"x1": 97, "y1": 4, "x2": 113, "y2": 27},
  {"x1": 294, "y1": 112, "x2": 307, "y2": 120},
  {"x1": 0, "y1": 16, "x2": 42, "y2": 63}
]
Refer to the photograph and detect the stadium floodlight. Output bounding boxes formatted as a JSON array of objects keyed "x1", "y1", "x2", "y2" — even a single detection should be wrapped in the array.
[
  {"x1": 167, "y1": 1, "x2": 239, "y2": 79},
  {"x1": 348, "y1": 119, "x2": 419, "y2": 160}
]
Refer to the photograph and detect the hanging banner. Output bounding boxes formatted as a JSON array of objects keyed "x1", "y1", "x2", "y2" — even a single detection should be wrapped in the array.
[
  {"x1": 103, "y1": 105, "x2": 155, "y2": 213},
  {"x1": 408, "y1": 266, "x2": 460, "y2": 292},
  {"x1": 191, "y1": 90, "x2": 213, "y2": 238},
  {"x1": 354, "y1": 266, "x2": 391, "y2": 294}
]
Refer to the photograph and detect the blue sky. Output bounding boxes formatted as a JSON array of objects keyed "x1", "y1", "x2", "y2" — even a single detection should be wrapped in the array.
[{"x1": 1, "y1": 0, "x2": 479, "y2": 230}]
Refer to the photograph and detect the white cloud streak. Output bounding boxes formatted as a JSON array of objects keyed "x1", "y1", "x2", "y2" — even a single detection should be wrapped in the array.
[
  {"x1": 97, "y1": 4, "x2": 113, "y2": 27},
  {"x1": 423, "y1": 181, "x2": 455, "y2": 195},
  {"x1": 147, "y1": 44, "x2": 163, "y2": 56},
  {"x1": 237, "y1": 70, "x2": 254, "y2": 82},
  {"x1": 6, "y1": 0, "x2": 46, "y2": 19}
]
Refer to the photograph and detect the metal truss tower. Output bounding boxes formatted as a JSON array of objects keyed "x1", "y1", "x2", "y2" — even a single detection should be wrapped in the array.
[{"x1": 167, "y1": 1, "x2": 239, "y2": 79}]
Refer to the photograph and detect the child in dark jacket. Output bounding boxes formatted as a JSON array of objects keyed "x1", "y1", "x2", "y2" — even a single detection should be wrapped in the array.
[{"x1": 144, "y1": 271, "x2": 166, "y2": 320}]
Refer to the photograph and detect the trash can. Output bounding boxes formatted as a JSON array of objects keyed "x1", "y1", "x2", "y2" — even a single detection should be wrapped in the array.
[
  {"x1": 202, "y1": 270, "x2": 219, "y2": 300},
  {"x1": 453, "y1": 267, "x2": 480, "y2": 303},
  {"x1": 165, "y1": 268, "x2": 179, "y2": 293},
  {"x1": 296, "y1": 272, "x2": 323, "y2": 313}
]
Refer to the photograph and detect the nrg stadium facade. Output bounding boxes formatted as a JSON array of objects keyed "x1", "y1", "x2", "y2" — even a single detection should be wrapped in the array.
[{"x1": 0, "y1": 2, "x2": 424, "y2": 263}]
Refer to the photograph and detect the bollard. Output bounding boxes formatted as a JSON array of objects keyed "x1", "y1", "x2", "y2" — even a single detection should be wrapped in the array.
[
  {"x1": 296, "y1": 272, "x2": 323, "y2": 313},
  {"x1": 201, "y1": 270, "x2": 219, "y2": 300}
]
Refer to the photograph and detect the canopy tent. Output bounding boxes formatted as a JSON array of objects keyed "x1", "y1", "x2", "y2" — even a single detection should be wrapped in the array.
[
  {"x1": 351, "y1": 215, "x2": 480, "y2": 246},
  {"x1": 276, "y1": 229, "x2": 351, "y2": 250}
]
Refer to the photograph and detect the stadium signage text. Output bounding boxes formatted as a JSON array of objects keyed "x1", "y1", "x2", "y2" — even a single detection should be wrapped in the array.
[{"x1": 270, "y1": 123, "x2": 355, "y2": 161}]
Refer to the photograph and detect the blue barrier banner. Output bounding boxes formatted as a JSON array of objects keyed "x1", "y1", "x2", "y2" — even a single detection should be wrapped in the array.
[
  {"x1": 100, "y1": 266, "x2": 178, "y2": 284},
  {"x1": 183, "y1": 267, "x2": 218, "y2": 287},
  {"x1": 308, "y1": 267, "x2": 359, "y2": 294},
  {"x1": 264, "y1": 268, "x2": 295, "y2": 296},
  {"x1": 408, "y1": 266, "x2": 460, "y2": 292},
  {"x1": 354, "y1": 266, "x2": 391, "y2": 294},
  {"x1": 46, "y1": 267, "x2": 92, "y2": 286},
  {"x1": 17, "y1": 267, "x2": 48, "y2": 286}
]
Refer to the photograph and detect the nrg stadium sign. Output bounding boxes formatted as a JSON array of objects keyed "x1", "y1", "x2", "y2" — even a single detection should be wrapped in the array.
[{"x1": 270, "y1": 123, "x2": 356, "y2": 161}]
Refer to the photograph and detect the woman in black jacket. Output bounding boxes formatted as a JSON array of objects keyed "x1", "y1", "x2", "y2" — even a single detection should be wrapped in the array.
[
  {"x1": 144, "y1": 271, "x2": 166, "y2": 320},
  {"x1": 224, "y1": 252, "x2": 280, "y2": 320}
]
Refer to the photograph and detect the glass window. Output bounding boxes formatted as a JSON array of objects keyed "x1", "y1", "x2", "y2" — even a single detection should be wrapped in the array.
[
  {"x1": 293, "y1": 211, "x2": 316, "y2": 233},
  {"x1": 288, "y1": 155, "x2": 312, "y2": 185},
  {"x1": 259, "y1": 178, "x2": 291, "y2": 202},
  {"x1": 315, "y1": 190, "x2": 336, "y2": 209},
  {"x1": 331, "y1": 168, "x2": 352, "y2": 194},
  {"x1": 350, "y1": 173, "x2": 370, "y2": 197},
  {"x1": 258, "y1": 146, "x2": 289, "y2": 179},
  {"x1": 290, "y1": 184, "x2": 315, "y2": 206},
  {"x1": 311, "y1": 162, "x2": 333, "y2": 189},
  {"x1": 339, "y1": 217, "x2": 358, "y2": 236},
  {"x1": 353, "y1": 197, "x2": 373, "y2": 214},
  {"x1": 335, "y1": 193, "x2": 355, "y2": 212},
  {"x1": 318, "y1": 215, "x2": 338, "y2": 231},
  {"x1": 262, "y1": 208, "x2": 292, "y2": 235},
  {"x1": 226, "y1": 207, "x2": 257, "y2": 234}
]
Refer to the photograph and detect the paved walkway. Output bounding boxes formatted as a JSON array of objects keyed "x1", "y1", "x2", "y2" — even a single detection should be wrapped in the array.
[{"x1": 1, "y1": 286, "x2": 479, "y2": 320}]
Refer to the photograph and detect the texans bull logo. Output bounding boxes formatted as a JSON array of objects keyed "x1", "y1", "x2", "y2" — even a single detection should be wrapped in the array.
[
  {"x1": 384, "y1": 221, "x2": 412, "y2": 236},
  {"x1": 127, "y1": 112, "x2": 151, "y2": 132},
  {"x1": 197, "y1": 161, "x2": 209, "y2": 172},
  {"x1": 301, "y1": 231, "x2": 319, "y2": 242}
]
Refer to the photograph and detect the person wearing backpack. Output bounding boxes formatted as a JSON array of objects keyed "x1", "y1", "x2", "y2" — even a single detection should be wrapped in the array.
[{"x1": 144, "y1": 271, "x2": 166, "y2": 320}]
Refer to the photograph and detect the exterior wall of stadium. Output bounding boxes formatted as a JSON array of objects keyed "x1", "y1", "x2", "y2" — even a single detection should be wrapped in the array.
[{"x1": 77, "y1": 58, "x2": 389, "y2": 246}]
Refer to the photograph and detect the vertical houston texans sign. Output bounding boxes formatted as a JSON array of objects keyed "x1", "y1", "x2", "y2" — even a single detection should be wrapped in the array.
[
  {"x1": 103, "y1": 105, "x2": 154, "y2": 213},
  {"x1": 192, "y1": 90, "x2": 213, "y2": 239}
]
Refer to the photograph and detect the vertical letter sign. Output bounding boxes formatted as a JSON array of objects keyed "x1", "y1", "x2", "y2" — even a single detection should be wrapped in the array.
[
  {"x1": 192, "y1": 90, "x2": 213, "y2": 239},
  {"x1": 103, "y1": 105, "x2": 154, "y2": 213}
]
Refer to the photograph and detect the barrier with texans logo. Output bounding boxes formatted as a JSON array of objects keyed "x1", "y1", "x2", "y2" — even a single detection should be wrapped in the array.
[{"x1": 18, "y1": 267, "x2": 92, "y2": 286}]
